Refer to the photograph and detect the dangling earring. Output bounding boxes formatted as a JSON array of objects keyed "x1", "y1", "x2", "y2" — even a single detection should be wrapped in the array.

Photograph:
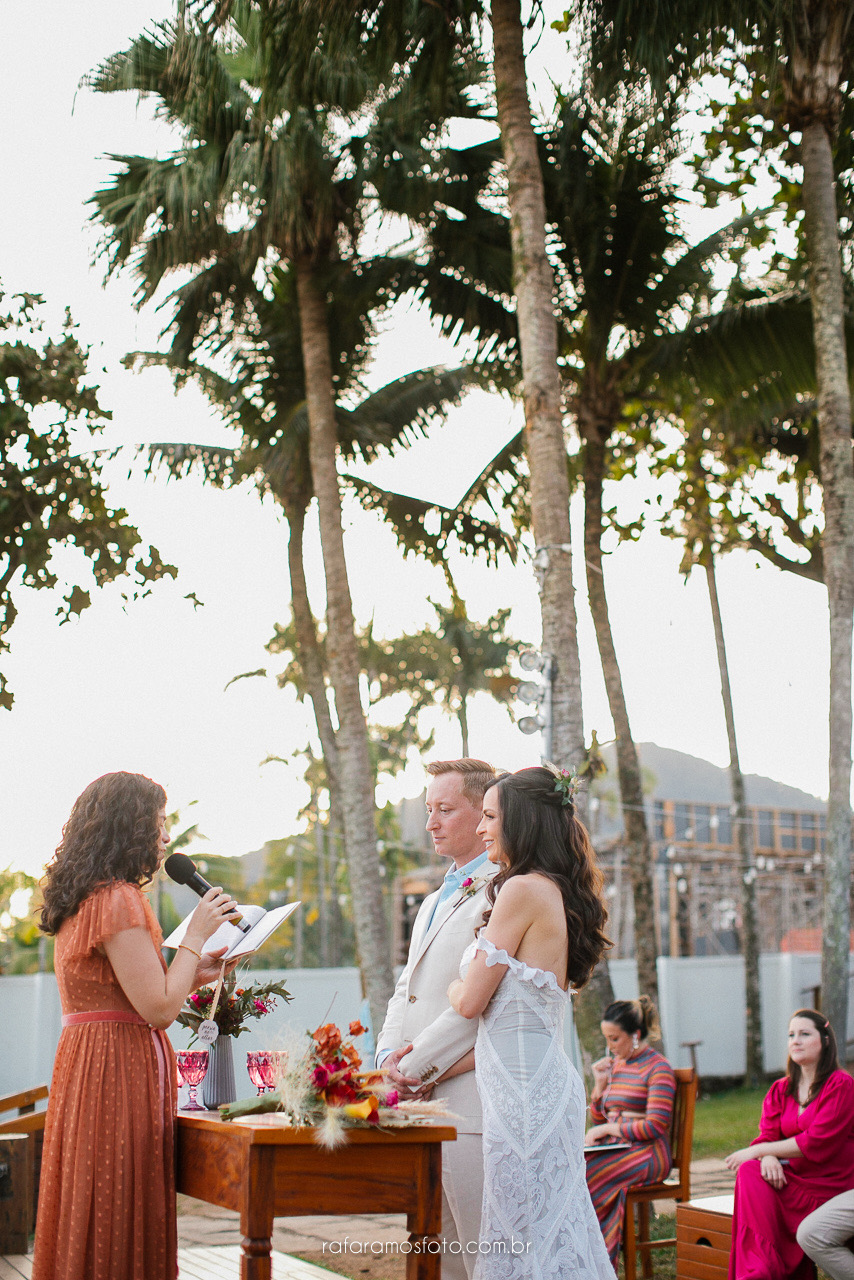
[{"x1": 632, "y1": 1032, "x2": 640, "y2": 1052}]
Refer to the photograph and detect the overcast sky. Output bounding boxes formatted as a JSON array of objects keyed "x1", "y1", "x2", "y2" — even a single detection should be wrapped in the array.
[{"x1": 0, "y1": 1, "x2": 832, "y2": 882}]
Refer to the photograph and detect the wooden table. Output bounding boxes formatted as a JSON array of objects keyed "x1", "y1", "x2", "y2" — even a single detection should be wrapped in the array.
[{"x1": 176, "y1": 1114, "x2": 455, "y2": 1280}]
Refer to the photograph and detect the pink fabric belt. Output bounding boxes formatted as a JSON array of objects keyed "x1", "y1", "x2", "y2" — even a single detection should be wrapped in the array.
[
  {"x1": 61, "y1": 1010, "x2": 170, "y2": 1114},
  {"x1": 62, "y1": 1010, "x2": 148, "y2": 1026}
]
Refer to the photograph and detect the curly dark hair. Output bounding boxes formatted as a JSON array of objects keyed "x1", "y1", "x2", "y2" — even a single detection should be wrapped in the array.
[
  {"x1": 784, "y1": 1008, "x2": 839, "y2": 1105},
  {"x1": 40, "y1": 772, "x2": 167, "y2": 935},
  {"x1": 480, "y1": 766, "x2": 611, "y2": 989}
]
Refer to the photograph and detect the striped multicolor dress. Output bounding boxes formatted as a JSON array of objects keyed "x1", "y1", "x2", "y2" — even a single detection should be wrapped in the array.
[{"x1": 584, "y1": 1045, "x2": 676, "y2": 1266}]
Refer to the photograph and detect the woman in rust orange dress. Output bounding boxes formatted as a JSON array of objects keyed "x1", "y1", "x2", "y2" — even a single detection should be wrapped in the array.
[{"x1": 32, "y1": 771, "x2": 239, "y2": 1280}]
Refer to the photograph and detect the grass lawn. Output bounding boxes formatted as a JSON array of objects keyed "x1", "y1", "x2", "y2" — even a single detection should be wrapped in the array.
[{"x1": 692, "y1": 1085, "x2": 767, "y2": 1159}]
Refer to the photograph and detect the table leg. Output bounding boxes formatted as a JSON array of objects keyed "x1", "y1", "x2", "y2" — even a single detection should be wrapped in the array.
[
  {"x1": 406, "y1": 1141, "x2": 443, "y2": 1280},
  {"x1": 240, "y1": 1145, "x2": 275, "y2": 1280},
  {"x1": 405, "y1": 1231, "x2": 442, "y2": 1280}
]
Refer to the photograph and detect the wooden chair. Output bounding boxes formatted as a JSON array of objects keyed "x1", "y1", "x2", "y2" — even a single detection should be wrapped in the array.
[
  {"x1": 623, "y1": 1067, "x2": 698, "y2": 1280},
  {"x1": 0, "y1": 1085, "x2": 49, "y2": 1233}
]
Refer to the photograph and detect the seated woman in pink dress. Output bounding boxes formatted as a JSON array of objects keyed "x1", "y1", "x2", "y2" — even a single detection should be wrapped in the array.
[{"x1": 725, "y1": 1008, "x2": 854, "y2": 1280}]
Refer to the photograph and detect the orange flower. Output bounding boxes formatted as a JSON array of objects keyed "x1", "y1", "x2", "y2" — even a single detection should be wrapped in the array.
[
  {"x1": 348, "y1": 1019, "x2": 367, "y2": 1037},
  {"x1": 312, "y1": 1023, "x2": 342, "y2": 1058},
  {"x1": 357, "y1": 1069, "x2": 386, "y2": 1088},
  {"x1": 341, "y1": 1042, "x2": 362, "y2": 1068}
]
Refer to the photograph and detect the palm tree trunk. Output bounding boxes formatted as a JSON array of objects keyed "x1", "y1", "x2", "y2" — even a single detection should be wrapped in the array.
[
  {"x1": 573, "y1": 962, "x2": 617, "y2": 1085},
  {"x1": 799, "y1": 120, "x2": 854, "y2": 1048},
  {"x1": 316, "y1": 817, "x2": 329, "y2": 967},
  {"x1": 283, "y1": 494, "x2": 341, "y2": 804},
  {"x1": 327, "y1": 804, "x2": 345, "y2": 967},
  {"x1": 704, "y1": 551, "x2": 763, "y2": 1085},
  {"x1": 294, "y1": 839, "x2": 304, "y2": 967},
  {"x1": 582, "y1": 421, "x2": 659, "y2": 1007},
  {"x1": 458, "y1": 691, "x2": 470, "y2": 758},
  {"x1": 295, "y1": 258, "x2": 393, "y2": 1028},
  {"x1": 490, "y1": 0, "x2": 585, "y2": 771}
]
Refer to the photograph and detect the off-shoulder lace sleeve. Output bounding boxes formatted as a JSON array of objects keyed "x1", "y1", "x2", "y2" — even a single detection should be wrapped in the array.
[
  {"x1": 474, "y1": 935, "x2": 562, "y2": 991},
  {"x1": 64, "y1": 882, "x2": 150, "y2": 960}
]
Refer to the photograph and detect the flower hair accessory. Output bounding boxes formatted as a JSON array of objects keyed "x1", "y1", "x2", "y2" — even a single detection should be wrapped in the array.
[{"x1": 552, "y1": 768, "x2": 579, "y2": 807}]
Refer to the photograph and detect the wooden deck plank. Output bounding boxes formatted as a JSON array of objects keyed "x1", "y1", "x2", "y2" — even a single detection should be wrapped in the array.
[
  {"x1": 0, "y1": 1257, "x2": 31, "y2": 1280},
  {"x1": 178, "y1": 1246, "x2": 334, "y2": 1279},
  {"x1": 0, "y1": 1246, "x2": 331, "y2": 1280},
  {"x1": 179, "y1": 1248, "x2": 238, "y2": 1279}
]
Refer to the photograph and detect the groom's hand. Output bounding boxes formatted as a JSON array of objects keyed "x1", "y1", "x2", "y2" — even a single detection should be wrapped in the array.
[{"x1": 385, "y1": 1045, "x2": 426, "y2": 1099}]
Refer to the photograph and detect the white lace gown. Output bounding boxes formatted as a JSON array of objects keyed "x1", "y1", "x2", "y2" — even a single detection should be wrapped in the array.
[{"x1": 461, "y1": 937, "x2": 613, "y2": 1280}]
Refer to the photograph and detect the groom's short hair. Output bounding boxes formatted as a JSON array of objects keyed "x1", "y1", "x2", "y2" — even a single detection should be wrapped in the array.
[{"x1": 426, "y1": 758, "x2": 498, "y2": 806}]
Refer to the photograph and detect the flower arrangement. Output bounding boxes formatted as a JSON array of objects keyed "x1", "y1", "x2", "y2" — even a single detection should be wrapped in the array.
[
  {"x1": 177, "y1": 968, "x2": 292, "y2": 1041},
  {"x1": 459, "y1": 875, "x2": 485, "y2": 899},
  {"x1": 220, "y1": 1019, "x2": 456, "y2": 1147}
]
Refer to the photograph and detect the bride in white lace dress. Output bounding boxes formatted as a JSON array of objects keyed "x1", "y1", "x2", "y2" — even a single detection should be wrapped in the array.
[{"x1": 447, "y1": 766, "x2": 613, "y2": 1280}]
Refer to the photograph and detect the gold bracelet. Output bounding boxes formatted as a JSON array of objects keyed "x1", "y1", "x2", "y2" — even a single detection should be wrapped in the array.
[{"x1": 179, "y1": 943, "x2": 202, "y2": 960}]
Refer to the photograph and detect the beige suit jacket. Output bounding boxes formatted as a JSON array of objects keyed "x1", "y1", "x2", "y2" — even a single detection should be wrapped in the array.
[{"x1": 375, "y1": 868, "x2": 497, "y2": 1135}]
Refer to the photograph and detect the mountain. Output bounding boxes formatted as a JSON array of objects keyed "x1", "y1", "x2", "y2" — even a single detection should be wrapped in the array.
[
  {"x1": 624, "y1": 742, "x2": 825, "y2": 810},
  {"x1": 590, "y1": 742, "x2": 825, "y2": 842}
]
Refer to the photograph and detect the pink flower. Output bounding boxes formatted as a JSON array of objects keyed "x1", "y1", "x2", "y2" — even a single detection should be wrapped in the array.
[
  {"x1": 312, "y1": 1065, "x2": 330, "y2": 1089},
  {"x1": 190, "y1": 994, "x2": 200, "y2": 1005},
  {"x1": 385, "y1": 1090, "x2": 399, "y2": 1107},
  {"x1": 254, "y1": 999, "x2": 266, "y2": 1012},
  {"x1": 462, "y1": 877, "x2": 473, "y2": 888}
]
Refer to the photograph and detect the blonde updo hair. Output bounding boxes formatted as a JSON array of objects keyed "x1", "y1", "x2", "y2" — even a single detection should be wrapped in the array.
[{"x1": 603, "y1": 995, "x2": 661, "y2": 1042}]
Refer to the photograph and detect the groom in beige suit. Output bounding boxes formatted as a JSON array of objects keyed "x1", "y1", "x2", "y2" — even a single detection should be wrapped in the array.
[{"x1": 375, "y1": 758, "x2": 498, "y2": 1280}]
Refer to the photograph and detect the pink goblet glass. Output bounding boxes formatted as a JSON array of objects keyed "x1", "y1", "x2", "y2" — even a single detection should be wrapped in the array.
[
  {"x1": 246, "y1": 1051, "x2": 271, "y2": 1096},
  {"x1": 176, "y1": 1050, "x2": 209, "y2": 1110},
  {"x1": 260, "y1": 1051, "x2": 284, "y2": 1092}
]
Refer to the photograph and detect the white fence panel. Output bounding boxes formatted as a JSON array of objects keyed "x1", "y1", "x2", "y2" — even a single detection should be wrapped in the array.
[
  {"x1": 2, "y1": 954, "x2": 852, "y2": 1096},
  {"x1": 1, "y1": 967, "x2": 364, "y2": 1098}
]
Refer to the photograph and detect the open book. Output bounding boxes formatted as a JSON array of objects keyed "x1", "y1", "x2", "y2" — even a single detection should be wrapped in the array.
[{"x1": 162, "y1": 901, "x2": 301, "y2": 960}]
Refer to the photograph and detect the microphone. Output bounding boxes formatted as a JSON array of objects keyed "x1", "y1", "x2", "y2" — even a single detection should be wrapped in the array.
[{"x1": 163, "y1": 853, "x2": 252, "y2": 934}]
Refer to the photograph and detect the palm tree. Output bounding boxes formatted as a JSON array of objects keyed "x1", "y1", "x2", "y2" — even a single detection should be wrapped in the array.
[
  {"x1": 490, "y1": 0, "x2": 586, "y2": 773},
  {"x1": 366, "y1": 589, "x2": 528, "y2": 756},
  {"x1": 580, "y1": 0, "x2": 854, "y2": 1057},
  {"x1": 121, "y1": 254, "x2": 489, "y2": 1021},
  {"x1": 664, "y1": 434, "x2": 764, "y2": 1084},
  {"x1": 89, "y1": 3, "x2": 505, "y2": 1023},
  {"x1": 543, "y1": 86, "x2": 830, "y2": 1007},
  {"x1": 234, "y1": 0, "x2": 589, "y2": 775},
  {"x1": 539, "y1": 93, "x2": 723, "y2": 1005}
]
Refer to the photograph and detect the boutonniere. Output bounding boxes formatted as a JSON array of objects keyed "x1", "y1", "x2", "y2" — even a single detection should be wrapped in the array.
[{"x1": 459, "y1": 875, "x2": 486, "y2": 900}]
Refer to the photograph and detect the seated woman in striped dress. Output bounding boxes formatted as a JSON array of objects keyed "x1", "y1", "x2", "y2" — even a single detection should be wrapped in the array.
[{"x1": 584, "y1": 997, "x2": 676, "y2": 1268}]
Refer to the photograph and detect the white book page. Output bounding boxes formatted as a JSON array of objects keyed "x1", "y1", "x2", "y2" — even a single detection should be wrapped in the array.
[
  {"x1": 162, "y1": 903, "x2": 266, "y2": 955},
  {"x1": 225, "y1": 901, "x2": 301, "y2": 958}
]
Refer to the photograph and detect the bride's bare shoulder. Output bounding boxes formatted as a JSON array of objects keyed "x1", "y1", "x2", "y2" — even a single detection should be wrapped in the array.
[{"x1": 498, "y1": 872, "x2": 560, "y2": 904}]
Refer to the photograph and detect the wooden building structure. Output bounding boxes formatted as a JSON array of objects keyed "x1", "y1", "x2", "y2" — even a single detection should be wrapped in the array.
[{"x1": 598, "y1": 799, "x2": 832, "y2": 959}]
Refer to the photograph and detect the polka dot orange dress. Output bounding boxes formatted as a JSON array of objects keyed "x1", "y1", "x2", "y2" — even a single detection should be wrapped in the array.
[{"x1": 32, "y1": 882, "x2": 178, "y2": 1280}]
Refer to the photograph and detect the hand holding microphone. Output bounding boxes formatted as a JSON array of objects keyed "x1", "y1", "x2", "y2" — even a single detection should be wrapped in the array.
[{"x1": 164, "y1": 853, "x2": 251, "y2": 934}]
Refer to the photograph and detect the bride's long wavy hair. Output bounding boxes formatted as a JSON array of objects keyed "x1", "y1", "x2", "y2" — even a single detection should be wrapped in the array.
[
  {"x1": 480, "y1": 766, "x2": 611, "y2": 988},
  {"x1": 40, "y1": 772, "x2": 166, "y2": 935}
]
